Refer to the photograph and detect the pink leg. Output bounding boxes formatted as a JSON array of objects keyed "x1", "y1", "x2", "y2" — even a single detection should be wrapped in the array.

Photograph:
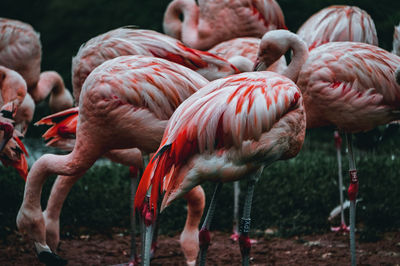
[
  {"x1": 198, "y1": 183, "x2": 223, "y2": 266},
  {"x1": 230, "y1": 181, "x2": 240, "y2": 242},
  {"x1": 331, "y1": 130, "x2": 349, "y2": 232},
  {"x1": 180, "y1": 186, "x2": 205, "y2": 266},
  {"x1": 346, "y1": 133, "x2": 358, "y2": 266},
  {"x1": 43, "y1": 174, "x2": 84, "y2": 251}
]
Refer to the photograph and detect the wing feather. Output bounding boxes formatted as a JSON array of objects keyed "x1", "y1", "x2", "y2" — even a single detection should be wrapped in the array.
[{"x1": 134, "y1": 71, "x2": 301, "y2": 213}]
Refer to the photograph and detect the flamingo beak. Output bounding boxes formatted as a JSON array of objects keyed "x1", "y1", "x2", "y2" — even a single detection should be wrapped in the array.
[
  {"x1": 253, "y1": 58, "x2": 266, "y2": 72},
  {"x1": 0, "y1": 121, "x2": 14, "y2": 152}
]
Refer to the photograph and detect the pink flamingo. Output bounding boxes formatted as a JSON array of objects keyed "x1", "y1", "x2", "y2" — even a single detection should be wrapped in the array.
[
  {"x1": 39, "y1": 26, "x2": 238, "y2": 263},
  {"x1": 163, "y1": 0, "x2": 286, "y2": 50},
  {"x1": 41, "y1": 26, "x2": 237, "y2": 264},
  {"x1": 296, "y1": 5, "x2": 379, "y2": 232},
  {"x1": 16, "y1": 55, "x2": 209, "y2": 266},
  {"x1": 393, "y1": 23, "x2": 400, "y2": 56},
  {"x1": 0, "y1": 123, "x2": 28, "y2": 180},
  {"x1": 0, "y1": 18, "x2": 73, "y2": 132},
  {"x1": 0, "y1": 66, "x2": 29, "y2": 180},
  {"x1": 207, "y1": 36, "x2": 286, "y2": 241},
  {"x1": 134, "y1": 67, "x2": 306, "y2": 266},
  {"x1": 255, "y1": 29, "x2": 400, "y2": 266}
]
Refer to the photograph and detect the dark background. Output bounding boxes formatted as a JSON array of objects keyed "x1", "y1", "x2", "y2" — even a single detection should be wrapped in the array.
[{"x1": 2, "y1": 0, "x2": 400, "y2": 92}]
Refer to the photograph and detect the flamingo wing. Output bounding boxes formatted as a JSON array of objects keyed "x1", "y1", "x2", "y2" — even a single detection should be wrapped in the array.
[
  {"x1": 135, "y1": 71, "x2": 302, "y2": 214},
  {"x1": 299, "y1": 42, "x2": 400, "y2": 131},
  {"x1": 297, "y1": 5, "x2": 378, "y2": 50}
]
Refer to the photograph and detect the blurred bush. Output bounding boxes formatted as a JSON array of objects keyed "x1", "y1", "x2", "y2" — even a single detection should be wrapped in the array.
[{"x1": 1, "y1": 127, "x2": 399, "y2": 241}]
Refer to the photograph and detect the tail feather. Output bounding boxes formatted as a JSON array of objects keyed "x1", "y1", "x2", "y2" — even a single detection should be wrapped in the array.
[
  {"x1": 134, "y1": 145, "x2": 175, "y2": 216},
  {"x1": 36, "y1": 107, "x2": 78, "y2": 146},
  {"x1": 35, "y1": 107, "x2": 79, "y2": 125}
]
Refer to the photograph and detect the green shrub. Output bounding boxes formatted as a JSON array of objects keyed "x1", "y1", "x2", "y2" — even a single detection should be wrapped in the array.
[{"x1": 2, "y1": 127, "x2": 399, "y2": 241}]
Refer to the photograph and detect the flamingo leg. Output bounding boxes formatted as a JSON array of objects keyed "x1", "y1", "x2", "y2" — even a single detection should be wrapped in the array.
[
  {"x1": 239, "y1": 167, "x2": 263, "y2": 266},
  {"x1": 345, "y1": 133, "x2": 358, "y2": 266},
  {"x1": 230, "y1": 181, "x2": 240, "y2": 241},
  {"x1": 331, "y1": 130, "x2": 349, "y2": 232},
  {"x1": 198, "y1": 182, "x2": 223, "y2": 266},
  {"x1": 129, "y1": 166, "x2": 140, "y2": 266},
  {"x1": 140, "y1": 192, "x2": 156, "y2": 266}
]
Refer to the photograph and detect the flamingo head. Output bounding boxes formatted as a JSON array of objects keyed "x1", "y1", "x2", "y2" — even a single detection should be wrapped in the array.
[{"x1": 0, "y1": 113, "x2": 14, "y2": 152}]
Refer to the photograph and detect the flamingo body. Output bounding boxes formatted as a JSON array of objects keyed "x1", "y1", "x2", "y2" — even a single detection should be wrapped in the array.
[
  {"x1": 17, "y1": 55, "x2": 209, "y2": 264},
  {"x1": 297, "y1": 42, "x2": 400, "y2": 132},
  {"x1": 72, "y1": 27, "x2": 238, "y2": 103},
  {"x1": 134, "y1": 70, "x2": 306, "y2": 213},
  {"x1": 297, "y1": 6, "x2": 378, "y2": 50},
  {"x1": 0, "y1": 18, "x2": 41, "y2": 91},
  {"x1": 163, "y1": 0, "x2": 286, "y2": 50}
]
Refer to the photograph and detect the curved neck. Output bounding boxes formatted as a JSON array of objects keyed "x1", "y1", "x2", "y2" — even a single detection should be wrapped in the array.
[
  {"x1": 164, "y1": 0, "x2": 198, "y2": 38},
  {"x1": 282, "y1": 35, "x2": 308, "y2": 83},
  {"x1": 164, "y1": 0, "x2": 200, "y2": 47},
  {"x1": 258, "y1": 31, "x2": 308, "y2": 83},
  {"x1": 30, "y1": 71, "x2": 65, "y2": 103}
]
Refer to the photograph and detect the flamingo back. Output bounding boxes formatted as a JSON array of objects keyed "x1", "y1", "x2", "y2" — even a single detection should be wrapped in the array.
[
  {"x1": 72, "y1": 27, "x2": 238, "y2": 102},
  {"x1": 0, "y1": 18, "x2": 41, "y2": 90},
  {"x1": 298, "y1": 42, "x2": 400, "y2": 131},
  {"x1": 81, "y1": 55, "x2": 209, "y2": 121},
  {"x1": 297, "y1": 6, "x2": 378, "y2": 50},
  {"x1": 134, "y1": 71, "x2": 305, "y2": 214}
]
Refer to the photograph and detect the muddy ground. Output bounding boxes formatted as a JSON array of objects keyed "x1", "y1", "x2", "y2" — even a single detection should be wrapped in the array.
[{"x1": 1, "y1": 230, "x2": 400, "y2": 265}]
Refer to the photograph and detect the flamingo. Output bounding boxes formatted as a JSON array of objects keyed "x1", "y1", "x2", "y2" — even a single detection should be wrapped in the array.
[
  {"x1": 393, "y1": 23, "x2": 400, "y2": 56},
  {"x1": 134, "y1": 65, "x2": 306, "y2": 266},
  {"x1": 254, "y1": 29, "x2": 400, "y2": 266},
  {"x1": 163, "y1": 0, "x2": 286, "y2": 50},
  {"x1": 0, "y1": 18, "x2": 73, "y2": 137},
  {"x1": 296, "y1": 5, "x2": 379, "y2": 232},
  {"x1": 207, "y1": 36, "x2": 287, "y2": 241},
  {"x1": 37, "y1": 26, "x2": 239, "y2": 264},
  {"x1": 16, "y1": 55, "x2": 209, "y2": 266},
  {"x1": 0, "y1": 122, "x2": 28, "y2": 180},
  {"x1": 0, "y1": 66, "x2": 29, "y2": 180}
]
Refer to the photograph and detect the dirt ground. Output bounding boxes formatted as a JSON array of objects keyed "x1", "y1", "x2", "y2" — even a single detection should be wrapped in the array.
[{"x1": 1, "y1": 230, "x2": 399, "y2": 265}]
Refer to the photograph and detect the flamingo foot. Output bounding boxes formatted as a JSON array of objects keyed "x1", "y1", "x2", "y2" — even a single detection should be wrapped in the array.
[
  {"x1": 331, "y1": 222, "x2": 350, "y2": 232},
  {"x1": 230, "y1": 231, "x2": 257, "y2": 244},
  {"x1": 35, "y1": 242, "x2": 67, "y2": 266},
  {"x1": 230, "y1": 231, "x2": 239, "y2": 242}
]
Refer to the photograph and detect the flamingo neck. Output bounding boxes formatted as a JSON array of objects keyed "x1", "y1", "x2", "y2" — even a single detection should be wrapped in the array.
[
  {"x1": 163, "y1": 0, "x2": 199, "y2": 42},
  {"x1": 30, "y1": 71, "x2": 65, "y2": 103},
  {"x1": 282, "y1": 35, "x2": 308, "y2": 83},
  {"x1": 22, "y1": 146, "x2": 100, "y2": 209}
]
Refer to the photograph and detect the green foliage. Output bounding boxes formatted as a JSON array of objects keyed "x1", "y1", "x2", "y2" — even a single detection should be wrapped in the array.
[{"x1": 1, "y1": 127, "x2": 400, "y2": 241}]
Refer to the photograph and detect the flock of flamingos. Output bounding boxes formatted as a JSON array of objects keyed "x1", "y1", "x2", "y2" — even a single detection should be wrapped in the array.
[{"x1": 1, "y1": 0, "x2": 400, "y2": 265}]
